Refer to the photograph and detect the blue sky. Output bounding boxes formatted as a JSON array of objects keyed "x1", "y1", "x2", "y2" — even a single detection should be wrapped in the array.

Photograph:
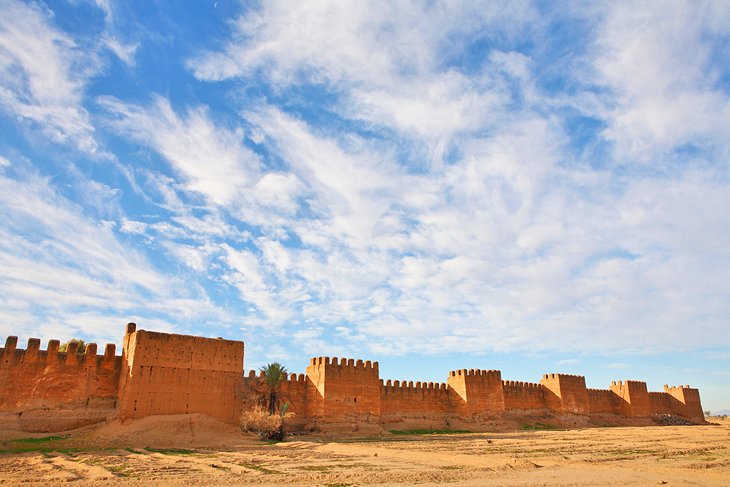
[{"x1": 0, "y1": 1, "x2": 728, "y2": 411}]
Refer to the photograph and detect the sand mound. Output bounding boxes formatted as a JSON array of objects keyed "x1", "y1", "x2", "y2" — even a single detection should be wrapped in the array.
[{"x1": 84, "y1": 413, "x2": 256, "y2": 449}]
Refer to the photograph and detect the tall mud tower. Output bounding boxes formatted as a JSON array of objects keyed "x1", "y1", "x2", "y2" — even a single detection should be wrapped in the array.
[
  {"x1": 305, "y1": 357, "x2": 381, "y2": 430},
  {"x1": 117, "y1": 323, "x2": 244, "y2": 422}
]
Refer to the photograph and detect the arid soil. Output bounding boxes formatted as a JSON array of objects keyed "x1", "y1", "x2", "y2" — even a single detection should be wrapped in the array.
[{"x1": 1, "y1": 415, "x2": 728, "y2": 486}]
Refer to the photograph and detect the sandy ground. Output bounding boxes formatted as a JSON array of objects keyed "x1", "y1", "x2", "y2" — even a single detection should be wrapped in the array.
[{"x1": 1, "y1": 415, "x2": 729, "y2": 486}]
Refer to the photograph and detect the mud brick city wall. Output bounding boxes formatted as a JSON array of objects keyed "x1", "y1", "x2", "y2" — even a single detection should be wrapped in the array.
[
  {"x1": 587, "y1": 388, "x2": 619, "y2": 414},
  {"x1": 447, "y1": 369, "x2": 505, "y2": 418},
  {"x1": 502, "y1": 381, "x2": 548, "y2": 411},
  {"x1": 117, "y1": 324, "x2": 244, "y2": 423},
  {"x1": 610, "y1": 380, "x2": 651, "y2": 417},
  {"x1": 661, "y1": 385, "x2": 704, "y2": 420},
  {"x1": 540, "y1": 374, "x2": 590, "y2": 415},
  {"x1": 0, "y1": 324, "x2": 707, "y2": 432},
  {"x1": 0, "y1": 336, "x2": 121, "y2": 431},
  {"x1": 380, "y1": 379, "x2": 450, "y2": 427},
  {"x1": 304, "y1": 357, "x2": 381, "y2": 427}
]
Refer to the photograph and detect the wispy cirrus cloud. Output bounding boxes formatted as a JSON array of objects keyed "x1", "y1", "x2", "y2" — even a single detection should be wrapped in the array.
[
  {"x1": 0, "y1": 158, "x2": 233, "y2": 344},
  {"x1": 179, "y1": 1, "x2": 730, "y2": 356},
  {"x1": 0, "y1": 0, "x2": 99, "y2": 152},
  {"x1": 588, "y1": 1, "x2": 730, "y2": 163}
]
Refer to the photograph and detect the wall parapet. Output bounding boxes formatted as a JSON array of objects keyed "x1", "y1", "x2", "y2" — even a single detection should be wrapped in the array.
[
  {"x1": 380, "y1": 379, "x2": 449, "y2": 397},
  {"x1": 1, "y1": 336, "x2": 120, "y2": 367},
  {"x1": 309, "y1": 356, "x2": 378, "y2": 371},
  {"x1": 0, "y1": 335, "x2": 123, "y2": 422}
]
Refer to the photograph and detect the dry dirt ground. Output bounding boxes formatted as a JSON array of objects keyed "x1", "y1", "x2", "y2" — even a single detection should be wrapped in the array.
[{"x1": 1, "y1": 415, "x2": 729, "y2": 486}]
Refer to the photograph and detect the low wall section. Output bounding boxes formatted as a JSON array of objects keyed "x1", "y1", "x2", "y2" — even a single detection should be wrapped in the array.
[
  {"x1": 380, "y1": 379, "x2": 450, "y2": 427},
  {"x1": 587, "y1": 388, "x2": 619, "y2": 414},
  {"x1": 502, "y1": 381, "x2": 548, "y2": 411},
  {"x1": 0, "y1": 336, "x2": 121, "y2": 431}
]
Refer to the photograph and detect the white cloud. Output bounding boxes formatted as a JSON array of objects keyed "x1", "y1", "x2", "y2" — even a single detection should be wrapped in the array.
[
  {"x1": 0, "y1": 0, "x2": 99, "y2": 152},
  {"x1": 0, "y1": 166, "x2": 233, "y2": 344},
  {"x1": 93, "y1": 0, "x2": 113, "y2": 21},
  {"x1": 100, "y1": 95, "x2": 261, "y2": 206},
  {"x1": 84, "y1": 1, "x2": 730, "y2": 357},
  {"x1": 590, "y1": 1, "x2": 730, "y2": 162},
  {"x1": 120, "y1": 218, "x2": 148, "y2": 235},
  {"x1": 607, "y1": 363, "x2": 629, "y2": 370},
  {"x1": 188, "y1": 1, "x2": 539, "y2": 153},
  {"x1": 103, "y1": 35, "x2": 139, "y2": 66}
]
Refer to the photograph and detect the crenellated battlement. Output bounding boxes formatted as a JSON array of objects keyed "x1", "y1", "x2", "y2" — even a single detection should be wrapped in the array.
[
  {"x1": 309, "y1": 356, "x2": 378, "y2": 372},
  {"x1": 449, "y1": 369, "x2": 502, "y2": 384},
  {"x1": 287, "y1": 372, "x2": 306, "y2": 382},
  {"x1": 244, "y1": 369, "x2": 269, "y2": 380},
  {"x1": 450, "y1": 368, "x2": 501, "y2": 380},
  {"x1": 1, "y1": 336, "x2": 120, "y2": 367},
  {"x1": 587, "y1": 387, "x2": 612, "y2": 394},
  {"x1": 502, "y1": 380, "x2": 543, "y2": 389},
  {"x1": 610, "y1": 380, "x2": 648, "y2": 395},
  {"x1": 0, "y1": 335, "x2": 123, "y2": 428},
  {"x1": 542, "y1": 373, "x2": 586, "y2": 381},
  {"x1": 611, "y1": 379, "x2": 646, "y2": 387},
  {"x1": 380, "y1": 379, "x2": 449, "y2": 396}
]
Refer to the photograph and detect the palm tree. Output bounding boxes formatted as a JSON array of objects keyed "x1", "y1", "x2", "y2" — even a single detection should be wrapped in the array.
[{"x1": 260, "y1": 362, "x2": 288, "y2": 415}]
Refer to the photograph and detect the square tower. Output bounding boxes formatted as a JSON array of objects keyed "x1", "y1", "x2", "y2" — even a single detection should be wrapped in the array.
[
  {"x1": 305, "y1": 357, "x2": 380, "y2": 427},
  {"x1": 118, "y1": 323, "x2": 244, "y2": 423}
]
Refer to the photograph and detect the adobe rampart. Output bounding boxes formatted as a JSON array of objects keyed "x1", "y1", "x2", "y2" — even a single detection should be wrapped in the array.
[
  {"x1": 0, "y1": 335, "x2": 121, "y2": 431},
  {"x1": 0, "y1": 324, "x2": 706, "y2": 432}
]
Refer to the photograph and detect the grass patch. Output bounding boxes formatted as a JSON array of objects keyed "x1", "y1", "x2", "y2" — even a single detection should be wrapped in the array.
[
  {"x1": 239, "y1": 462, "x2": 281, "y2": 474},
  {"x1": 0, "y1": 435, "x2": 76, "y2": 455},
  {"x1": 606, "y1": 448, "x2": 658, "y2": 456},
  {"x1": 390, "y1": 429, "x2": 471, "y2": 435},
  {"x1": 0, "y1": 447, "x2": 53, "y2": 454},
  {"x1": 299, "y1": 465, "x2": 333, "y2": 471},
  {"x1": 105, "y1": 465, "x2": 134, "y2": 478},
  {"x1": 520, "y1": 422, "x2": 554, "y2": 431},
  {"x1": 10, "y1": 435, "x2": 68, "y2": 444},
  {"x1": 0, "y1": 447, "x2": 81, "y2": 455},
  {"x1": 80, "y1": 459, "x2": 134, "y2": 478},
  {"x1": 144, "y1": 447, "x2": 197, "y2": 455},
  {"x1": 298, "y1": 463, "x2": 370, "y2": 472}
]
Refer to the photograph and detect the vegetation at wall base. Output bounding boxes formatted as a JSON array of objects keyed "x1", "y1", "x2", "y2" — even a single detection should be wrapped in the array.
[
  {"x1": 521, "y1": 422, "x2": 554, "y2": 431},
  {"x1": 390, "y1": 429, "x2": 472, "y2": 435}
]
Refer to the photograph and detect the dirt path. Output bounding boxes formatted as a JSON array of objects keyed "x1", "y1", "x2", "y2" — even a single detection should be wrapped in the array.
[{"x1": 1, "y1": 417, "x2": 728, "y2": 486}]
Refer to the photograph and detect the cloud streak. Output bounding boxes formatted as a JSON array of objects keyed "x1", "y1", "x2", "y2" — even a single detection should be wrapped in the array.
[{"x1": 0, "y1": 0, "x2": 99, "y2": 152}]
